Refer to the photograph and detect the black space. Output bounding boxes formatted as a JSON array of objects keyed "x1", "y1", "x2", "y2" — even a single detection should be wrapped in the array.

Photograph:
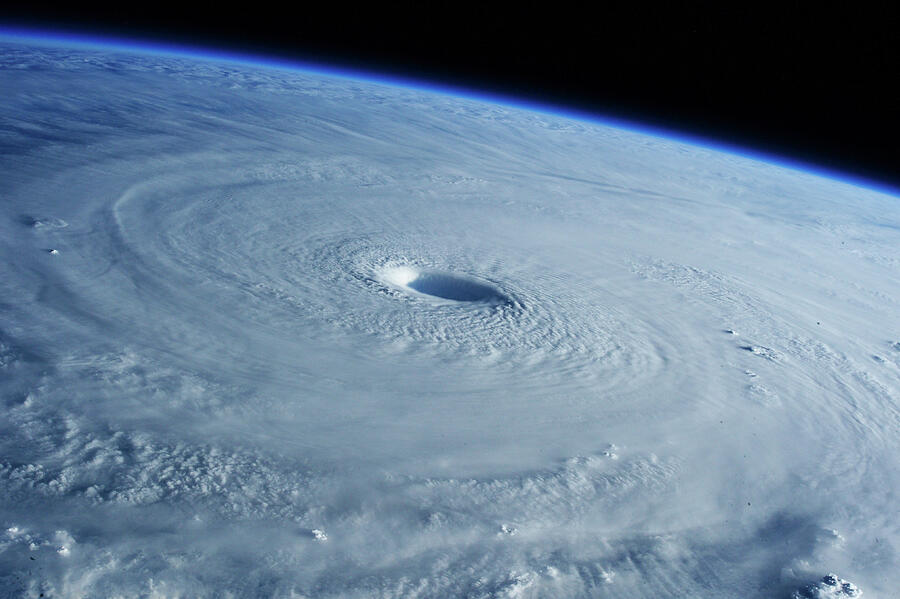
[{"x1": 3, "y1": 2, "x2": 898, "y2": 192}]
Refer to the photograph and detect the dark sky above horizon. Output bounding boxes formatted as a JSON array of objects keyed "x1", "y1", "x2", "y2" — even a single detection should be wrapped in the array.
[{"x1": 3, "y1": 2, "x2": 898, "y2": 192}]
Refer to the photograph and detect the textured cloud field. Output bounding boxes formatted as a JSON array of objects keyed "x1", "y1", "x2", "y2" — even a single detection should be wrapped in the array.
[{"x1": 1, "y1": 39, "x2": 898, "y2": 598}]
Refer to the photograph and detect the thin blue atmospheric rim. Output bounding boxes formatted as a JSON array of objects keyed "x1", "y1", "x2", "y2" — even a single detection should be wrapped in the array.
[{"x1": 1, "y1": 25, "x2": 897, "y2": 199}]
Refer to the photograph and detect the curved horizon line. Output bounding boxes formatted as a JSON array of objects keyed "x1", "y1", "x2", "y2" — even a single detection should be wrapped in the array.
[{"x1": 1, "y1": 24, "x2": 897, "y2": 199}]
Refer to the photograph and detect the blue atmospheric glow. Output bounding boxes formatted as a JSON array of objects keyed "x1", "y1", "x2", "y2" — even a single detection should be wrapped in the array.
[{"x1": 0, "y1": 25, "x2": 896, "y2": 198}]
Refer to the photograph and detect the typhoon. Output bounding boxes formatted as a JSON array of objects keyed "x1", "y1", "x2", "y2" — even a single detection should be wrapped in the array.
[{"x1": 0, "y1": 35, "x2": 898, "y2": 598}]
